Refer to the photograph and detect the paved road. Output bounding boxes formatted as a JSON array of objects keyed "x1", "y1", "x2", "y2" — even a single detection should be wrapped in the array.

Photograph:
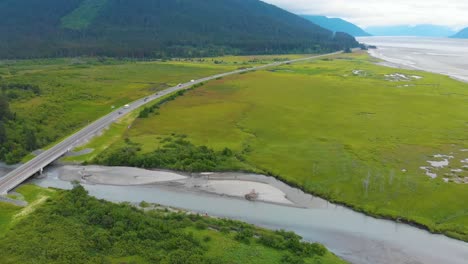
[{"x1": 0, "y1": 51, "x2": 342, "y2": 195}]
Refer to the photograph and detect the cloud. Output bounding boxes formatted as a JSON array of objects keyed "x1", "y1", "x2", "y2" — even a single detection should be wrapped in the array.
[{"x1": 262, "y1": 0, "x2": 468, "y2": 29}]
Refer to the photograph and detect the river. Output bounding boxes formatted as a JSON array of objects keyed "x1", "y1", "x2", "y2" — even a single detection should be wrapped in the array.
[
  {"x1": 358, "y1": 36, "x2": 468, "y2": 82},
  {"x1": 0, "y1": 164, "x2": 465, "y2": 264}
]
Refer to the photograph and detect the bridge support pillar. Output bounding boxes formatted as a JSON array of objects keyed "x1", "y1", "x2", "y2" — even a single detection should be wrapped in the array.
[{"x1": 39, "y1": 167, "x2": 43, "y2": 175}]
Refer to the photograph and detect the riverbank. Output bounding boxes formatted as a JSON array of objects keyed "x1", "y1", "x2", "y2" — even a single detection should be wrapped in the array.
[
  {"x1": 1, "y1": 183, "x2": 346, "y2": 264},
  {"x1": 26, "y1": 164, "x2": 468, "y2": 264},
  {"x1": 51, "y1": 165, "x2": 304, "y2": 207}
]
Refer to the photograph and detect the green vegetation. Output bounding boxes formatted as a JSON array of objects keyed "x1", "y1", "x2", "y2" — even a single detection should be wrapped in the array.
[
  {"x1": 91, "y1": 52, "x2": 468, "y2": 241},
  {"x1": 0, "y1": 53, "x2": 307, "y2": 164},
  {"x1": 94, "y1": 135, "x2": 253, "y2": 172},
  {"x1": 0, "y1": 0, "x2": 357, "y2": 59},
  {"x1": 0, "y1": 57, "x2": 240, "y2": 163},
  {"x1": 61, "y1": 0, "x2": 108, "y2": 30},
  {"x1": 0, "y1": 185, "x2": 56, "y2": 235},
  {"x1": 0, "y1": 185, "x2": 346, "y2": 264}
]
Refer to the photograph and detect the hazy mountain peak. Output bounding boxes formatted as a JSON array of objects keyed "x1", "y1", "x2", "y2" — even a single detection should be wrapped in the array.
[
  {"x1": 365, "y1": 24, "x2": 456, "y2": 37},
  {"x1": 301, "y1": 15, "x2": 371, "y2": 37},
  {"x1": 452, "y1": 27, "x2": 468, "y2": 38}
]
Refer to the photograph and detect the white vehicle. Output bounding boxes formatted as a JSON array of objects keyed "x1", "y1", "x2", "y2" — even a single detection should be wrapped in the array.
[
  {"x1": 190, "y1": 80, "x2": 195, "y2": 83},
  {"x1": 123, "y1": 104, "x2": 130, "y2": 109}
]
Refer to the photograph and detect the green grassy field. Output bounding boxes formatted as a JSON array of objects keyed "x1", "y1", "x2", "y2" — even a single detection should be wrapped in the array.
[
  {"x1": 0, "y1": 54, "x2": 311, "y2": 163},
  {"x1": 0, "y1": 185, "x2": 56, "y2": 236},
  {"x1": 84, "y1": 52, "x2": 468, "y2": 240}
]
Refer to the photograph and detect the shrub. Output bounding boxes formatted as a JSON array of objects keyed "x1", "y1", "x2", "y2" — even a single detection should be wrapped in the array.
[
  {"x1": 234, "y1": 228, "x2": 254, "y2": 244},
  {"x1": 281, "y1": 253, "x2": 304, "y2": 264},
  {"x1": 195, "y1": 221, "x2": 208, "y2": 230}
]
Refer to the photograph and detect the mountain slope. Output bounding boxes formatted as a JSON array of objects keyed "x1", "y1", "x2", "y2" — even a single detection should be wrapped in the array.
[
  {"x1": 366, "y1": 24, "x2": 456, "y2": 37},
  {"x1": 452, "y1": 27, "x2": 468, "y2": 38},
  {"x1": 302, "y1": 15, "x2": 370, "y2": 37},
  {"x1": 0, "y1": 0, "x2": 357, "y2": 59}
]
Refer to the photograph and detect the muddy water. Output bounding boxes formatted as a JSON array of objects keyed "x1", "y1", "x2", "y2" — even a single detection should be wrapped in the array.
[{"x1": 1, "y1": 165, "x2": 468, "y2": 264}]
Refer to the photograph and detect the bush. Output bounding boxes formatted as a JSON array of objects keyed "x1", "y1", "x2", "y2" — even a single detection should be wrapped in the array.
[
  {"x1": 258, "y1": 233, "x2": 285, "y2": 249},
  {"x1": 139, "y1": 201, "x2": 150, "y2": 208},
  {"x1": 281, "y1": 253, "x2": 304, "y2": 264},
  {"x1": 306, "y1": 243, "x2": 328, "y2": 257},
  {"x1": 234, "y1": 228, "x2": 254, "y2": 244},
  {"x1": 195, "y1": 221, "x2": 208, "y2": 230},
  {"x1": 95, "y1": 137, "x2": 241, "y2": 172},
  {"x1": 220, "y1": 227, "x2": 230, "y2": 234}
]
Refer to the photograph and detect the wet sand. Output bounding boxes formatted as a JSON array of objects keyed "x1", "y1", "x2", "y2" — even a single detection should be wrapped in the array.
[
  {"x1": 58, "y1": 165, "x2": 187, "y2": 185},
  {"x1": 55, "y1": 165, "x2": 296, "y2": 206},
  {"x1": 359, "y1": 37, "x2": 468, "y2": 83}
]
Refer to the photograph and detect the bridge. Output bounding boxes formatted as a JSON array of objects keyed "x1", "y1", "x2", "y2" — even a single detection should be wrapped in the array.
[{"x1": 0, "y1": 51, "x2": 342, "y2": 195}]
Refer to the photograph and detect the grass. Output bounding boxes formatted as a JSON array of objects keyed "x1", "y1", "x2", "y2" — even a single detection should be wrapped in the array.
[
  {"x1": 1, "y1": 57, "x2": 237, "y2": 163},
  {"x1": 1, "y1": 54, "x2": 315, "y2": 163},
  {"x1": 62, "y1": 109, "x2": 139, "y2": 163},
  {"x1": 92, "y1": 52, "x2": 468, "y2": 240},
  {"x1": 0, "y1": 185, "x2": 56, "y2": 236}
]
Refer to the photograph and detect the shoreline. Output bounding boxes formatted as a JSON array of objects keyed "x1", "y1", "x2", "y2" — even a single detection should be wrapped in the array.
[
  {"x1": 42, "y1": 164, "x2": 468, "y2": 242},
  {"x1": 365, "y1": 47, "x2": 468, "y2": 83},
  {"x1": 50, "y1": 165, "x2": 309, "y2": 208}
]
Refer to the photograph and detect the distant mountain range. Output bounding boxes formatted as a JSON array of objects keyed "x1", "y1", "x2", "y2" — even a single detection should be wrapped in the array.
[
  {"x1": 452, "y1": 28, "x2": 468, "y2": 38},
  {"x1": 0, "y1": 0, "x2": 357, "y2": 59},
  {"x1": 365, "y1": 25, "x2": 456, "y2": 37},
  {"x1": 302, "y1": 15, "x2": 371, "y2": 37}
]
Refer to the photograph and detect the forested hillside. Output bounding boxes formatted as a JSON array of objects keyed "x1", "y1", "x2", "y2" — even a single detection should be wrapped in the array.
[{"x1": 0, "y1": 0, "x2": 357, "y2": 59}]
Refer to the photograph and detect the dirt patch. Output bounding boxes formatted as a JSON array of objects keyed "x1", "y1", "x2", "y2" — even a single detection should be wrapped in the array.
[
  {"x1": 14, "y1": 196, "x2": 48, "y2": 218},
  {"x1": 385, "y1": 73, "x2": 422, "y2": 81}
]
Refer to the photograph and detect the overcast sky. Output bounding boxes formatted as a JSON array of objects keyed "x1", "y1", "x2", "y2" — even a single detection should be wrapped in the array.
[{"x1": 262, "y1": 0, "x2": 468, "y2": 29}]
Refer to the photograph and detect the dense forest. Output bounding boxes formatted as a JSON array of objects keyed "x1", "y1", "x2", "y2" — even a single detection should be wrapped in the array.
[
  {"x1": 0, "y1": 184, "x2": 338, "y2": 264},
  {"x1": 0, "y1": 82, "x2": 41, "y2": 163},
  {"x1": 0, "y1": 0, "x2": 358, "y2": 59}
]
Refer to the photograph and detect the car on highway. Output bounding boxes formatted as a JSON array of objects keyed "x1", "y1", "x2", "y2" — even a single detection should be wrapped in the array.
[{"x1": 123, "y1": 104, "x2": 130, "y2": 109}]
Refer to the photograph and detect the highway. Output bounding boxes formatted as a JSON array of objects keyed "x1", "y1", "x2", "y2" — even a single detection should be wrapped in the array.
[{"x1": 0, "y1": 51, "x2": 342, "y2": 195}]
